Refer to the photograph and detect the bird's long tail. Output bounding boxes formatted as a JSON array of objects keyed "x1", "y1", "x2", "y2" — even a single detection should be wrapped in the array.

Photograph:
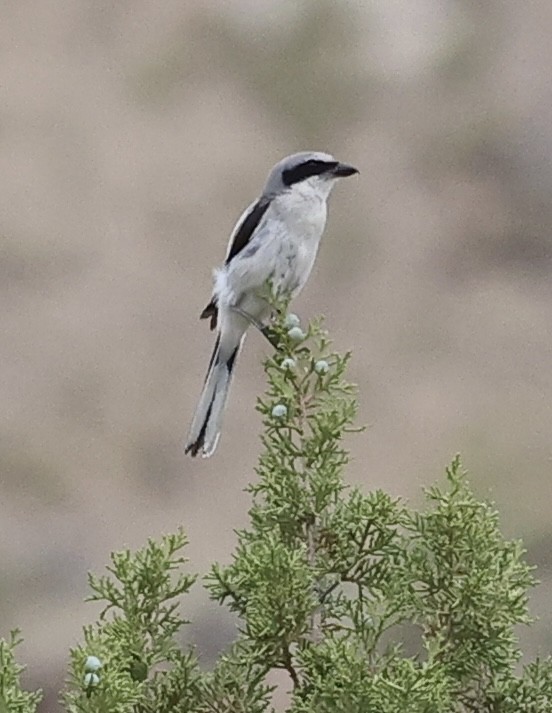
[{"x1": 185, "y1": 334, "x2": 243, "y2": 457}]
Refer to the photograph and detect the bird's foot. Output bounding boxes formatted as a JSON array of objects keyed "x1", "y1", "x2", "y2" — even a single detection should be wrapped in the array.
[
  {"x1": 230, "y1": 306, "x2": 281, "y2": 349},
  {"x1": 259, "y1": 325, "x2": 280, "y2": 349}
]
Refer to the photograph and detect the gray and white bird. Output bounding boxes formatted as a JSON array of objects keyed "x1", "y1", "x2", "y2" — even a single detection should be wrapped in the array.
[{"x1": 185, "y1": 151, "x2": 358, "y2": 457}]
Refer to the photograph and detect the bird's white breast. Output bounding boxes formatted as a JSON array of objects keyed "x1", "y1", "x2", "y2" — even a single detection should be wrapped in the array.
[
  {"x1": 269, "y1": 188, "x2": 327, "y2": 294},
  {"x1": 217, "y1": 184, "x2": 329, "y2": 318}
]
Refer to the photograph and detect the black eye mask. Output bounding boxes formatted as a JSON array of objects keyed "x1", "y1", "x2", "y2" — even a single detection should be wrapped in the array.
[{"x1": 282, "y1": 159, "x2": 339, "y2": 186}]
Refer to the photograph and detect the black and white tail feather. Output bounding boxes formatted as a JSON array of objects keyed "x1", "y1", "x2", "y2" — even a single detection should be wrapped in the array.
[
  {"x1": 185, "y1": 334, "x2": 243, "y2": 457},
  {"x1": 185, "y1": 151, "x2": 358, "y2": 457}
]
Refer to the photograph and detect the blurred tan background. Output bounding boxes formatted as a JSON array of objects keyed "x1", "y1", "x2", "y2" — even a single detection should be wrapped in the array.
[{"x1": 1, "y1": 0, "x2": 551, "y2": 707}]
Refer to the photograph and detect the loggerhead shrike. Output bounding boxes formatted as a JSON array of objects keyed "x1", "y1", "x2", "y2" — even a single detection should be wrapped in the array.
[{"x1": 185, "y1": 151, "x2": 358, "y2": 458}]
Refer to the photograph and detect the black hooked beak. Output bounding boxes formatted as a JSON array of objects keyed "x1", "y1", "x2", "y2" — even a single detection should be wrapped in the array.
[{"x1": 332, "y1": 162, "x2": 359, "y2": 178}]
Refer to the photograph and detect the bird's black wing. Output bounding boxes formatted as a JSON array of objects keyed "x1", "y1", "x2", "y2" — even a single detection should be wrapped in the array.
[
  {"x1": 224, "y1": 196, "x2": 271, "y2": 264},
  {"x1": 200, "y1": 196, "x2": 271, "y2": 330}
]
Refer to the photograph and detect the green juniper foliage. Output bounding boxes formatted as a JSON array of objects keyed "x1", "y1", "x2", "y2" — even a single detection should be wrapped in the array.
[
  {"x1": 3, "y1": 311, "x2": 552, "y2": 711},
  {"x1": 0, "y1": 630, "x2": 42, "y2": 713},
  {"x1": 63, "y1": 530, "x2": 201, "y2": 713}
]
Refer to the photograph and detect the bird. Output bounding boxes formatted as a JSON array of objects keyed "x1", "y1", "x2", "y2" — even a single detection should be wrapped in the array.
[{"x1": 185, "y1": 151, "x2": 358, "y2": 458}]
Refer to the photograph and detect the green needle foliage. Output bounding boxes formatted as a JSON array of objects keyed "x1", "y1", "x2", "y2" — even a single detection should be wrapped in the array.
[
  {"x1": 205, "y1": 314, "x2": 551, "y2": 711},
  {"x1": 0, "y1": 630, "x2": 42, "y2": 713},
  {"x1": 2, "y1": 311, "x2": 552, "y2": 711},
  {"x1": 62, "y1": 530, "x2": 201, "y2": 713}
]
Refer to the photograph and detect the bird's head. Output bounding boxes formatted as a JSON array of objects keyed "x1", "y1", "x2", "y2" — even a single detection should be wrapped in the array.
[{"x1": 263, "y1": 151, "x2": 358, "y2": 200}]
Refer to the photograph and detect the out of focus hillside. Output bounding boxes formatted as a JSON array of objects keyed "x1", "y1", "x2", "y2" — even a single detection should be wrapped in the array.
[{"x1": 1, "y1": 1, "x2": 551, "y2": 708}]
